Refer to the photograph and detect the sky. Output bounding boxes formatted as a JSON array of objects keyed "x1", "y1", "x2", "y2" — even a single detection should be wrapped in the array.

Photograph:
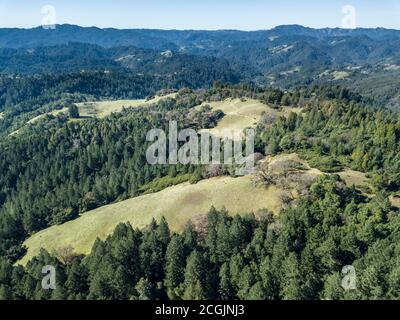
[{"x1": 0, "y1": 0, "x2": 399, "y2": 30}]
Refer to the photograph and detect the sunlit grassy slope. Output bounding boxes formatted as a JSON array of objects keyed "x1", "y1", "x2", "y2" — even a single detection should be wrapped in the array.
[
  {"x1": 27, "y1": 93, "x2": 177, "y2": 124},
  {"x1": 19, "y1": 150, "x2": 371, "y2": 266},
  {"x1": 75, "y1": 93, "x2": 177, "y2": 118},
  {"x1": 20, "y1": 175, "x2": 283, "y2": 265},
  {"x1": 198, "y1": 98, "x2": 302, "y2": 138}
]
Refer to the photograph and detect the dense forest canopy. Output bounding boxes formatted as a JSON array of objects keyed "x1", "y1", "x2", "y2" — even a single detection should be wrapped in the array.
[
  {"x1": 1, "y1": 24, "x2": 400, "y2": 301},
  {"x1": 1, "y1": 25, "x2": 400, "y2": 107},
  {"x1": 0, "y1": 24, "x2": 399, "y2": 141},
  {"x1": 0, "y1": 83, "x2": 400, "y2": 300},
  {"x1": 1, "y1": 176, "x2": 400, "y2": 300}
]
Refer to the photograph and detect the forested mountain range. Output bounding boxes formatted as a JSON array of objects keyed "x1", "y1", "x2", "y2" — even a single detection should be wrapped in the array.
[
  {"x1": 0, "y1": 43, "x2": 245, "y2": 80},
  {"x1": 2, "y1": 24, "x2": 400, "y2": 69},
  {"x1": 1, "y1": 24, "x2": 399, "y2": 50},
  {"x1": 1, "y1": 25, "x2": 400, "y2": 108}
]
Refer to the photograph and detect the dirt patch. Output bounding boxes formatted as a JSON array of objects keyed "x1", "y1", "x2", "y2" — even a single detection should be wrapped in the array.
[
  {"x1": 390, "y1": 195, "x2": 400, "y2": 209},
  {"x1": 191, "y1": 214, "x2": 209, "y2": 241},
  {"x1": 181, "y1": 191, "x2": 210, "y2": 206}
]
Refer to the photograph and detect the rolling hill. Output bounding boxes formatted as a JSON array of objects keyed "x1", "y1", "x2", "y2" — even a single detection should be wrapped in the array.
[
  {"x1": 19, "y1": 175, "x2": 284, "y2": 265},
  {"x1": 199, "y1": 98, "x2": 302, "y2": 138},
  {"x1": 26, "y1": 93, "x2": 178, "y2": 125},
  {"x1": 18, "y1": 150, "x2": 371, "y2": 266}
]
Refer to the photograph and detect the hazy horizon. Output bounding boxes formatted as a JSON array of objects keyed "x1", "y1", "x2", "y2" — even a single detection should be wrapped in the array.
[
  {"x1": 0, "y1": 0, "x2": 399, "y2": 30},
  {"x1": 2, "y1": 23, "x2": 400, "y2": 32}
]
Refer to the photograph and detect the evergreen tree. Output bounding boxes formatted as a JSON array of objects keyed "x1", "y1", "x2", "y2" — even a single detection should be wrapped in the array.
[
  {"x1": 157, "y1": 217, "x2": 171, "y2": 248},
  {"x1": 164, "y1": 235, "x2": 186, "y2": 299},
  {"x1": 68, "y1": 104, "x2": 80, "y2": 119},
  {"x1": 181, "y1": 251, "x2": 207, "y2": 300},
  {"x1": 218, "y1": 263, "x2": 234, "y2": 300},
  {"x1": 135, "y1": 278, "x2": 155, "y2": 300},
  {"x1": 281, "y1": 253, "x2": 304, "y2": 300}
]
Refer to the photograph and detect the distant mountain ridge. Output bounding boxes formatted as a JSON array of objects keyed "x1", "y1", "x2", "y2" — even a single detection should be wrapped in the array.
[
  {"x1": 0, "y1": 43, "x2": 244, "y2": 82},
  {"x1": 1, "y1": 24, "x2": 400, "y2": 108},
  {"x1": 1, "y1": 24, "x2": 399, "y2": 49}
]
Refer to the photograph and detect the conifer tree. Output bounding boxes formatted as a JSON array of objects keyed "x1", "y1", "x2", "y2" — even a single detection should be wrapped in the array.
[{"x1": 165, "y1": 235, "x2": 186, "y2": 299}]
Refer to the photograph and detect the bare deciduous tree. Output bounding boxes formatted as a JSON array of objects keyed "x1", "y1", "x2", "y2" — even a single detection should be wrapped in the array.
[{"x1": 54, "y1": 246, "x2": 77, "y2": 265}]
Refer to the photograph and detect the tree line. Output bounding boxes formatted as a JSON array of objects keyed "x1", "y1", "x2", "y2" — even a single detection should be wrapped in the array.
[{"x1": 1, "y1": 175, "x2": 399, "y2": 300}]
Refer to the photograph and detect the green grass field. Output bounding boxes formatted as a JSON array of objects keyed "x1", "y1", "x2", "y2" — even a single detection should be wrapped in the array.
[
  {"x1": 332, "y1": 71, "x2": 351, "y2": 80},
  {"x1": 75, "y1": 93, "x2": 177, "y2": 118},
  {"x1": 18, "y1": 151, "x2": 371, "y2": 265},
  {"x1": 338, "y1": 169, "x2": 369, "y2": 189},
  {"x1": 199, "y1": 98, "x2": 302, "y2": 138},
  {"x1": 17, "y1": 94, "x2": 369, "y2": 267},
  {"x1": 390, "y1": 195, "x2": 400, "y2": 209},
  {"x1": 19, "y1": 175, "x2": 283, "y2": 265},
  {"x1": 27, "y1": 108, "x2": 70, "y2": 124},
  {"x1": 27, "y1": 93, "x2": 177, "y2": 125}
]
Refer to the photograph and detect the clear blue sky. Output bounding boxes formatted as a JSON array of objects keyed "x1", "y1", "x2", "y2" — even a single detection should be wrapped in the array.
[{"x1": 0, "y1": 0, "x2": 399, "y2": 30}]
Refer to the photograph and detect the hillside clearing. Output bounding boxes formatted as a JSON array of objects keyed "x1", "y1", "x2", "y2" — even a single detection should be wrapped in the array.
[
  {"x1": 19, "y1": 175, "x2": 283, "y2": 265},
  {"x1": 390, "y1": 194, "x2": 400, "y2": 209},
  {"x1": 27, "y1": 108, "x2": 69, "y2": 124},
  {"x1": 332, "y1": 71, "x2": 351, "y2": 80},
  {"x1": 338, "y1": 169, "x2": 369, "y2": 188},
  {"x1": 75, "y1": 93, "x2": 177, "y2": 118},
  {"x1": 19, "y1": 153, "x2": 371, "y2": 265},
  {"x1": 199, "y1": 98, "x2": 302, "y2": 138},
  {"x1": 27, "y1": 93, "x2": 178, "y2": 125}
]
